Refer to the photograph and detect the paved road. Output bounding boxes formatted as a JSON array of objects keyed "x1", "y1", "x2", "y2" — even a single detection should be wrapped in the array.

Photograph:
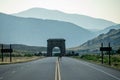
[
  {"x1": 0, "y1": 57, "x2": 56, "y2": 80},
  {"x1": 0, "y1": 57, "x2": 120, "y2": 80},
  {"x1": 60, "y1": 57, "x2": 120, "y2": 80}
]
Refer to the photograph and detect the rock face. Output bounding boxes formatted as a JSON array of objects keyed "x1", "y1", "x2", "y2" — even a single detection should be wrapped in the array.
[{"x1": 71, "y1": 29, "x2": 120, "y2": 53}]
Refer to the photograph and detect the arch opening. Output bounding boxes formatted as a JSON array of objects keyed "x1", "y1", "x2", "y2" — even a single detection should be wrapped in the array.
[{"x1": 52, "y1": 47, "x2": 61, "y2": 56}]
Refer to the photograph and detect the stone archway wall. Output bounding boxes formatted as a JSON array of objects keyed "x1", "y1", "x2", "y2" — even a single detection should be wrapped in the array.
[{"x1": 47, "y1": 39, "x2": 66, "y2": 56}]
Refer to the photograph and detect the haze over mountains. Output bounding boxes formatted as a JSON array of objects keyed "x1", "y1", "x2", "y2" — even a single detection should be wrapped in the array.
[
  {"x1": 13, "y1": 8, "x2": 116, "y2": 30},
  {"x1": 98, "y1": 24, "x2": 120, "y2": 34},
  {"x1": 0, "y1": 13, "x2": 95, "y2": 48},
  {"x1": 70, "y1": 28, "x2": 120, "y2": 53},
  {"x1": 0, "y1": 8, "x2": 119, "y2": 50}
]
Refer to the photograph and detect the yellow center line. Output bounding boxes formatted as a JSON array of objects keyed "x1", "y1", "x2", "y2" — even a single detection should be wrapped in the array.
[
  {"x1": 55, "y1": 60, "x2": 58, "y2": 80},
  {"x1": 55, "y1": 58, "x2": 61, "y2": 80}
]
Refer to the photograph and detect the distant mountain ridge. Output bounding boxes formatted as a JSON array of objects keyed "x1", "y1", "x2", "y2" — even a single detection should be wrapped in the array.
[
  {"x1": 70, "y1": 29, "x2": 120, "y2": 53},
  {"x1": 13, "y1": 8, "x2": 116, "y2": 30},
  {"x1": 98, "y1": 24, "x2": 120, "y2": 34},
  {"x1": 0, "y1": 13, "x2": 95, "y2": 47},
  {"x1": 0, "y1": 44, "x2": 46, "y2": 53}
]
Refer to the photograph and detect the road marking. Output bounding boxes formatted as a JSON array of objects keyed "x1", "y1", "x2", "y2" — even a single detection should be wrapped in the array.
[
  {"x1": 58, "y1": 59, "x2": 61, "y2": 80},
  {"x1": 55, "y1": 60, "x2": 57, "y2": 80},
  {"x1": 80, "y1": 61, "x2": 120, "y2": 80},
  {"x1": 55, "y1": 58, "x2": 61, "y2": 80}
]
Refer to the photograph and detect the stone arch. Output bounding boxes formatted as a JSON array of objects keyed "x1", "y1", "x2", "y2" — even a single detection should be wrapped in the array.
[{"x1": 47, "y1": 39, "x2": 66, "y2": 56}]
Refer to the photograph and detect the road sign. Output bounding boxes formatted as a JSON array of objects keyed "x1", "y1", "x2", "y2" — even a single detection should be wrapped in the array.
[
  {"x1": 1, "y1": 44, "x2": 13, "y2": 62},
  {"x1": 100, "y1": 47, "x2": 112, "y2": 51},
  {"x1": 1, "y1": 49, "x2": 13, "y2": 53},
  {"x1": 100, "y1": 43, "x2": 112, "y2": 65}
]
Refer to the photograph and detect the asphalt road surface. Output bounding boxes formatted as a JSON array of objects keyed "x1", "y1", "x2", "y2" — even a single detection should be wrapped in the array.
[
  {"x1": 60, "y1": 57, "x2": 120, "y2": 80},
  {"x1": 0, "y1": 57, "x2": 120, "y2": 80},
  {"x1": 0, "y1": 57, "x2": 56, "y2": 80}
]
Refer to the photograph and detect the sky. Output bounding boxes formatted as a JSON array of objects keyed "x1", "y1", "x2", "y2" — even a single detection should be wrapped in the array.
[{"x1": 0, "y1": 0, "x2": 120, "y2": 23}]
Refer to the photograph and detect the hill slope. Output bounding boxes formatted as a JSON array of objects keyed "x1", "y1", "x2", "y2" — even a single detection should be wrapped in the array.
[
  {"x1": 13, "y1": 8, "x2": 116, "y2": 30},
  {"x1": 0, "y1": 13, "x2": 94, "y2": 47},
  {"x1": 70, "y1": 29, "x2": 120, "y2": 53},
  {"x1": 98, "y1": 24, "x2": 120, "y2": 34},
  {"x1": 0, "y1": 44, "x2": 46, "y2": 53}
]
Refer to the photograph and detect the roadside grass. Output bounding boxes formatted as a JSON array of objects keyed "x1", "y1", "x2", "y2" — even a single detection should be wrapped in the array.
[
  {"x1": 0, "y1": 56, "x2": 44, "y2": 65},
  {"x1": 0, "y1": 50, "x2": 45, "y2": 65},
  {"x1": 72, "y1": 54, "x2": 120, "y2": 70}
]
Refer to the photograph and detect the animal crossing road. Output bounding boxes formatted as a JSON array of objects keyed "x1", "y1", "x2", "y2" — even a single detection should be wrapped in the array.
[{"x1": 0, "y1": 57, "x2": 120, "y2": 80}]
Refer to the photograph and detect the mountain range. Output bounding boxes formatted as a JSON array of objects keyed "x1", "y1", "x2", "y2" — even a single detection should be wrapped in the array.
[
  {"x1": 98, "y1": 24, "x2": 120, "y2": 34},
  {"x1": 0, "y1": 13, "x2": 95, "y2": 47},
  {"x1": 13, "y1": 8, "x2": 116, "y2": 30},
  {"x1": 69, "y1": 28, "x2": 120, "y2": 53},
  {"x1": 0, "y1": 8, "x2": 120, "y2": 50},
  {"x1": 0, "y1": 44, "x2": 46, "y2": 53}
]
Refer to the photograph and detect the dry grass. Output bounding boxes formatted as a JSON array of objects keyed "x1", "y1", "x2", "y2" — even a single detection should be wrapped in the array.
[{"x1": 0, "y1": 56, "x2": 44, "y2": 64}]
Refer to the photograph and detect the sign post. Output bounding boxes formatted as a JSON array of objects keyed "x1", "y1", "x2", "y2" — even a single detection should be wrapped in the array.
[
  {"x1": 1, "y1": 44, "x2": 13, "y2": 62},
  {"x1": 10, "y1": 44, "x2": 12, "y2": 62},
  {"x1": 101, "y1": 43, "x2": 103, "y2": 64},
  {"x1": 1, "y1": 44, "x2": 4, "y2": 62},
  {"x1": 108, "y1": 43, "x2": 111, "y2": 65},
  {"x1": 100, "y1": 43, "x2": 112, "y2": 65}
]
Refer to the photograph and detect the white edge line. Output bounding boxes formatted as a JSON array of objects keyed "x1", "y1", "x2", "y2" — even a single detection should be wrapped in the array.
[{"x1": 81, "y1": 61, "x2": 120, "y2": 80}]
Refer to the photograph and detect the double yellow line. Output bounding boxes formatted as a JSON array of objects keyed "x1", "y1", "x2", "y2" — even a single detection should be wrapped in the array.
[{"x1": 55, "y1": 58, "x2": 61, "y2": 80}]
